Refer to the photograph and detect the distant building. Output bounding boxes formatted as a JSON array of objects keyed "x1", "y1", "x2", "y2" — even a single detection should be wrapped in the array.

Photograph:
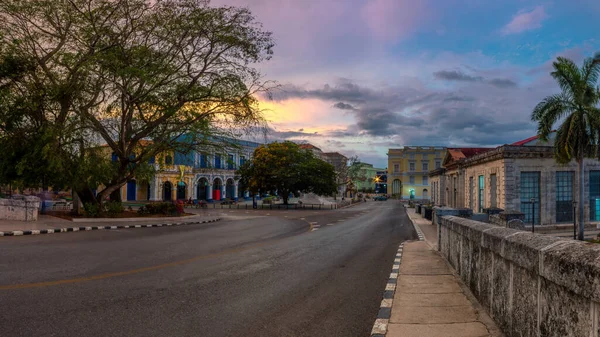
[
  {"x1": 387, "y1": 146, "x2": 446, "y2": 200},
  {"x1": 298, "y1": 143, "x2": 326, "y2": 161},
  {"x1": 351, "y1": 163, "x2": 386, "y2": 192},
  {"x1": 322, "y1": 152, "x2": 349, "y2": 196},
  {"x1": 375, "y1": 170, "x2": 387, "y2": 194}
]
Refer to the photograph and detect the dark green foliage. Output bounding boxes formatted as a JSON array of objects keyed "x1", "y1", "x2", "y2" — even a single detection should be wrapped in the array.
[
  {"x1": 531, "y1": 52, "x2": 600, "y2": 164},
  {"x1": 83, "y1": 202, "x2": 102, "y2": 218},
  {"x1": 105, "y1": 201, "x2": 124, "y2": 217},
  {"x1": 143, "y1": 202, "x2": 178, "y2": 216},
  {"x1": 237, "y1": 141, "x2": 337, "y2": 205}
]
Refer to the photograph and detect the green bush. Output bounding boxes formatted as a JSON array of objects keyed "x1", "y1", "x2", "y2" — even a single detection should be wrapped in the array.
[
  {"x1": 105, "y1": 201, "x2": 124, "y2": 217},
  {"x1": 145, "y1": 202, "x2": 177, "y2": 215},
  {"x1": 137, "y1": 205, "x2": 150, "y2": 215},
  {"x1": 83, "y1": 202, "x2": 102, "y2": 217}
]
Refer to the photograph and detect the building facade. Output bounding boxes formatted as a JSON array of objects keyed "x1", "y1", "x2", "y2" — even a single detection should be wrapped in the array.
[
  {"x1": 116, "y1": 139, "x2": 262, "y2": 202},
  {"x1": 387, "y1": 146, "x2": 446, "y2": 200},
  {"x1": 430, "y1": 135, "x2": 600, "y2": 226},
  {"x1": 352, "y1": 163, "x2": 386, "y2": 192},
  {"x1": 322, "y1": 152, "x2": 349, "y2": 196},
  {"x1": 429, "y1": 148, "x2": 493, "y2": 208}
]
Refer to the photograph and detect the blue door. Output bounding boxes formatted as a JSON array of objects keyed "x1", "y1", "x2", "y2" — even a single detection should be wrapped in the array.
[{"x1": 127, "y1": 180, "x2": 136, "y2": 201}]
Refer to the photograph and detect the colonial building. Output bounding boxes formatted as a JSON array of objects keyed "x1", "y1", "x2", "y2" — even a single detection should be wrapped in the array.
[
  {"x1": 429, "y1": 134, "x2": 600, "y2": 226},
  {"x1": 429, "y1": 148, "x2": 493, "y2": 208},
  {"x1": 115, "y1": 138, "x2": 262, "y2": 202},
  {"x1": 387, "y1": 146, "x2": 446, "y2": 200}
]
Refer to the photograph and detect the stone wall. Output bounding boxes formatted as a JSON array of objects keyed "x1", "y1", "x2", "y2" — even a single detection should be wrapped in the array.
[
  {"x1": 0, "y1": 196, "x2": 40, "y2": 221},
  {"x1": 438, "y1": 215, "x2": 600, "y2": 337}
]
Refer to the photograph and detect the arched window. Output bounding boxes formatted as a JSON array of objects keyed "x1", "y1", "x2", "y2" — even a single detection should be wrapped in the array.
[{"x1": 165, "y1": 155, "x2": 173, "y2": 165}]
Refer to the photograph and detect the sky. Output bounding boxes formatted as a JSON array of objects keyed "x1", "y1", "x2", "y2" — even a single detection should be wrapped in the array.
[{"x1": 211, "y1": 0, "x2": 600, "y2": 168}]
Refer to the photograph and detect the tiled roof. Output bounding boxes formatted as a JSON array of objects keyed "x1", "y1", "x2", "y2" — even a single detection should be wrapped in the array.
[
  {"x1": 512, "y1": 131, "x2": 556, "y2": 146},
  {"x1": 444, "y1": 148, "x2": 494, "y2": 168},
  {"x1": 299, "y1": 143, "x2": 322, "y2": 152}
]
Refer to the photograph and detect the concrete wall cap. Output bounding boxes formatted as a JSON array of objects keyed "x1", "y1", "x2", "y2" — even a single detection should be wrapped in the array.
[
  {"x1": 540, "y1": 241, "x2": 600, "y2": 301},
  {"x1": 502, "y1": 232, "x2": 565, "y2": 272}
]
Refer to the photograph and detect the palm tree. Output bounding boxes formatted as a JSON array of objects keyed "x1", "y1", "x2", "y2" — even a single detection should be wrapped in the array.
[{"x1": 532, "y1": 52, "x2": 600, "y2": 240}]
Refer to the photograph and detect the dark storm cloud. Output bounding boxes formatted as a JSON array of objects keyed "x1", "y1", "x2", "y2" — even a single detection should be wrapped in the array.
[
  {"x1": 488, "y1": 78, "x2": 518, "y2": 88},
  {"x1": 266, "y1": 79, "x2": 377, "y2": 103},
  {"x1": 433, "y1": 70, "x2": 484, "y2": 82},
  {"x1": 333, "y1": 102, "x2": 356, "y2": 110},
  {"x1": 434, "y1": 69, "x2": 518, "y2": 88}
]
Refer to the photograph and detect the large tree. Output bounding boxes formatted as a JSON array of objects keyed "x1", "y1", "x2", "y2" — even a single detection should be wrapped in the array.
[
  {"x1": 531, "y1": 52, "x2": 600, "y2": 240},
  {"x1": 0, "y1": 0, "x2": 273, "y2": 205},
  {"x1": 237, "y1": 141, "x2": 337, "y2": 205}
]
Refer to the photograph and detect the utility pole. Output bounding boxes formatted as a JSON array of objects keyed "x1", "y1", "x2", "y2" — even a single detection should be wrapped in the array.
[{"x1": 530, "y1": 198, "x2": 536, "y2": 233}]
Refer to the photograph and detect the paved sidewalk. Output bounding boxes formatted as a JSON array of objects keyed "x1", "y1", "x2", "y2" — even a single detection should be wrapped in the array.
[
  {"x1": 387, "y1": 208, "x2": 503, "y2": 337},
  {"x1": 405, "y1": 207, "x2": 439, "y2": 248}
]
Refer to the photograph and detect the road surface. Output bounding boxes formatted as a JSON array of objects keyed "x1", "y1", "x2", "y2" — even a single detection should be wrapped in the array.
[{"x1": 0, "y1": 201, "x2": 417, "y2": 337}]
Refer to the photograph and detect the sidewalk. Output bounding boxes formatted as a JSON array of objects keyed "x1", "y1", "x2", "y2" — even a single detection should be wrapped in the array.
[{"x1": 385, "y1": 208, "x2": 503, "y2": 337}]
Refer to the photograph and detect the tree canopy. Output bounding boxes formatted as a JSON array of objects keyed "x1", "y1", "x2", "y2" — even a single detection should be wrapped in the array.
[
  {"x1": 0, "y1": 0, "x2": 273, "y2": 204},
  {"x1": 237, "y1": 141, "x2": 337, "y2": 204},
  {"x1": 532, "y1": 53, "x2": 600, "y2": 164}
]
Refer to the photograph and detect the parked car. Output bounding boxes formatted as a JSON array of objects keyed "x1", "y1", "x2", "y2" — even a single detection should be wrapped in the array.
[
  {"x1": 374, "y1": 196, "x2": 388, "y2": 201},
  {"x1": 220, "y1": 199, "x2": 236, "y2": 205}
]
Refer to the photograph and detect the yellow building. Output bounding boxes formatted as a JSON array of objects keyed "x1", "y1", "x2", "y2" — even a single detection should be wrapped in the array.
[{"x1": 387, "y1": 146, "x2": 446, "y2": 200}]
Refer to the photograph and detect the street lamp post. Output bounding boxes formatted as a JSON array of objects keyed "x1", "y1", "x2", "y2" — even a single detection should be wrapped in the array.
[
  {"x1": 530, "y1": 198, "x2": 536, "y2": 233},
  {"x1": 572, "y1": 200, "x2": 578, "y2": 240}
]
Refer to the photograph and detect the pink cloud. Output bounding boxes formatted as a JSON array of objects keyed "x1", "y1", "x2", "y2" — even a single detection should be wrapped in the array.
[
  {"x1": 501, "y1": 6, "x2": 548, "y2": 35},
  {"x1": 360, "y1": 0, "x2": 432, "y2": 42}
]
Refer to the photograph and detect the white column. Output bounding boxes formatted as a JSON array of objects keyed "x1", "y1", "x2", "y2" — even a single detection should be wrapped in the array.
[
  {"x1": 193, "y1": 179, "x2": 197, "y2": 199},
  {"x1": 207, "y1": 184, "x2": 213, "y2": 201},
  {"x1": 234, "y1": 184, "x2": 239, "y2": 200}
]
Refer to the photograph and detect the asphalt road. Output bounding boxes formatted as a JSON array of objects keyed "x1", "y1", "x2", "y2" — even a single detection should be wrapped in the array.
[{"x1": 0, "y1": 201, "x2": 417, "y2": 337}]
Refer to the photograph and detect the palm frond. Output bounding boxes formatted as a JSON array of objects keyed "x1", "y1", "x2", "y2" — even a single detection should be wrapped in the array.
[
  {"x1": 531, "y1": 93, "x2": 572, "y2": 141},
  {"x1": 582, "y1": 53, "x2": 600, "y2": 87},
  {"x1": 554, "y1": 120, "x2": 573, "y2": 164},
  {"x1": 551, "y1": 57, "x2": 582, "y2": 97}
]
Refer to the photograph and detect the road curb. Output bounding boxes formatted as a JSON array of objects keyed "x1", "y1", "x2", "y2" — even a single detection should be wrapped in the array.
[
  {"x1": 406, "y1": 210, "x2": 425, "y2": 242},
  {"x1": 370, "y1": 242, "x2": 404, "y2": 337},
  {"x1": 0, "y1": 218, "x2": 222, "y2": 237}
]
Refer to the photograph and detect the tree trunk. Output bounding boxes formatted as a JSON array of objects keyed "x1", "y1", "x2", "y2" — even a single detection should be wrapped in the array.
[
  {"x1": 578, "y1": 158, "x2": 585, "y2": 241},
  {"x1": 282, "y1": 190, "x2": 289, "y2": 205},
  {"x1": 74, "y1": 187, "x2": 97, "y2": 206},
  {"x1": 110, "y1": 188, "x2": 122, "y2": 202}
]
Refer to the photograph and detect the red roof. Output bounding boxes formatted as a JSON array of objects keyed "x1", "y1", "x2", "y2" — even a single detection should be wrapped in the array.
[
  {"x1": 512, "y1": 135, "x2": 540, "y2": 146},
  {"x1": 458, "y1": 148, "x2": 493, "y2": 158},
  {"x1": 444, "y1": 148, "x2": 493, "y2": 168},
  {"x1": 512, "y1": 131, "x2": 556, "y2": 146},
  {"x1": 447, "y1": 148, "x2": 492, "y2": 160},
  {"x1": 299, "y1": 143, "x2": 322, "y2": 151}
]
